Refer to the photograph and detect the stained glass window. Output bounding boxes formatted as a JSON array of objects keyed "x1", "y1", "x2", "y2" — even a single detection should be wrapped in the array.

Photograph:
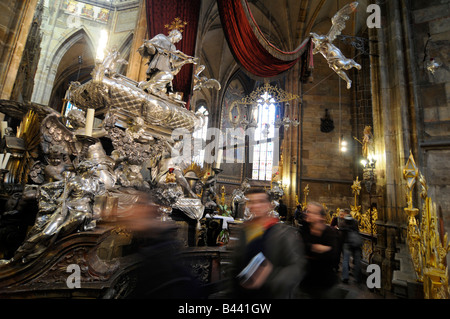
[{"x1": 251, "y1": 92, "x2": 276, "y2": 181}]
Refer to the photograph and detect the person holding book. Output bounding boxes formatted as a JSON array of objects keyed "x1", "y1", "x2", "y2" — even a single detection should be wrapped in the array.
[{"x1": 227, "y1": 188, "x2": 304, "y2": 299}]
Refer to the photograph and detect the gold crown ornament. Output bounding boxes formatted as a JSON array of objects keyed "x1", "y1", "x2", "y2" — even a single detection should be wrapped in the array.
[{"x1": 165, "y1": 17, "x2": 188, "y2": 33}]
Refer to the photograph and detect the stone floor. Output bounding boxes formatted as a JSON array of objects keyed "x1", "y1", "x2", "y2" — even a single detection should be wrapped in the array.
[
  {"x1": 334, "y1": 279, "x2": 386, "y2": 299},
  {"x1": 333, "y1": 264, "x2": 399, "y2": 299},
  {"x1": 209, "y1": 250, "x2": 401, "y2": 299}
]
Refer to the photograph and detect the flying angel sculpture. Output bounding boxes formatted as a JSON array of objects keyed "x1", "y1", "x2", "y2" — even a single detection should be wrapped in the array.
[{"x1": 310, "y1": 2, "x2": 361, "y2": 89}]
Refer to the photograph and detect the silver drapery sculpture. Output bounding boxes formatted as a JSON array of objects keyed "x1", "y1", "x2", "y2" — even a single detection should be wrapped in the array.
[
  {"x1": 310, "y1": 2, "x2": 361, "y2": 89},
  {"x1": 14, "y1": 161, "x2": 105, "y2": 262}
]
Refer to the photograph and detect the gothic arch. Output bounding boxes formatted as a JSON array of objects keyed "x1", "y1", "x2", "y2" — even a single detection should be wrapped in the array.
[
  {"x1": 32, "y1": 27, "x2": 95, "y2": 107},
  {"x1": 116, "y1": 31, "x2": 134, "y2": 75},
  {"x1": 51, "y1": 27, "x2": 96, "y2": 66},
  {"x1": 48, "y1": 28, "x2": 96, "y2": 110}
]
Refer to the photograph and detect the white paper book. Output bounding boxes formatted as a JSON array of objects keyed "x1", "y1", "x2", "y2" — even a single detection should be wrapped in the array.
[{"x1": 237, "y1": 252, "x2": 266, "y2": 283}]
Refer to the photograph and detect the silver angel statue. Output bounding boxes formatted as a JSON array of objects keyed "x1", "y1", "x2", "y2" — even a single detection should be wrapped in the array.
[
  {"x1": 310, "y1": 2, "x2": 361, "y2": 89},
  {"x1": 152, "y1": 139, "x2": 196, "y2": 198}
]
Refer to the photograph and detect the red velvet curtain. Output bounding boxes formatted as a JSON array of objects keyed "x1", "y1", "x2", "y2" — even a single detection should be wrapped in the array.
[
  {"x1": 217, "y1": 0, "x2": 310, "y2": 78},
  {"x1": 145, "y1": 0, "x2": 201, "y2": 107}
]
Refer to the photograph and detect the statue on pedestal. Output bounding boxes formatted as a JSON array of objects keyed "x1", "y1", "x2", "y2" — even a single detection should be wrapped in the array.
[
  {"x1": 231, "y1": 178, "x2": 250, "y2": 219},
  {"x1": 137, "y1": 22, "x2": 198, "y2": 96}
]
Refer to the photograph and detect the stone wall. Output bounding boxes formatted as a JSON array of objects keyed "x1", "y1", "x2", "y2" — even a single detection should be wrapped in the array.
[
  {"x1": 410, "y1": 0, "x2": 450, "y2": 230},
  {"x1": 296, "y1": 20, "x2": 358, "y2": 215},
  {"x1": 368, "y1": 0, "x2": 450, "y2": 294},
  {"x1": 0, "y1": 1, "x2": 21, "y2": 78},
  {"x1": 0, "y1": 0, "x2": 39, "y2": 100}
]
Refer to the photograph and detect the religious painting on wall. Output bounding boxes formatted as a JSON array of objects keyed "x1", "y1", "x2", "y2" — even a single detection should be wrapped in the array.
[
  {"x1": 62, "y1": 0, "x2": 110, "y2": 24},
  {"x1": 218, "y1": 79, "x2": 246, "y2": 183}
]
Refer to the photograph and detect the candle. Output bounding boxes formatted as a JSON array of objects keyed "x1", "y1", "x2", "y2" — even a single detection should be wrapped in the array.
[
  {"x1": 1, "y1": 153, "x2": 10, "y2": 169},
  {"x1": 214, "y1": 148, "x2": 223, "y2": 169},
  {"x1": 1, "y1": 121, "x2": 7, "y2": 138},
  {"x1": 85, "y1": 108, "x2": 95, "y2": 136}
]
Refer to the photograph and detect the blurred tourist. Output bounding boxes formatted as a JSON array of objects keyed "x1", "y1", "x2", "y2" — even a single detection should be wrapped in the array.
[
  {"x1": 298, "y1": 202, "x2": 340, "y2": 299},
  {"x1": 331, "y1": 209, "x2": 346, "y2": 271},
  {"x1": 294, "y1": 204, "x2": 306, "y2": 229},
  {"x1": 340, "y1": 209, "x2": 362, "y2": 284},
  {"x1": 116, "y1": 192, "x2": 205, "y2": 299},
  {"x1": 277, "y1": 199, "x2": 288, "y2": 222},
  {"x1": 227, "y1": 188, "x2": 304, "y2": 299}
]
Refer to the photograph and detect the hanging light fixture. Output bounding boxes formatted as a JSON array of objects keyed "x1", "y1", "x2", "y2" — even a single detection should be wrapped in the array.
[
  {"x1": 337, "y1": 77, "x2": 348, "y2": 153},
  {"x1": 340, "y1": 137, "x2": 348, "y2": 152},
  {"x1": 231, "y1": 81, "x2": 300, "y2": 130},
  {"x1": 424, "y1": 34, "x2": 444, "y2": 75}
]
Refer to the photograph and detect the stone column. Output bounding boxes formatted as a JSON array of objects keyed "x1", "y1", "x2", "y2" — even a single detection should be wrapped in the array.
[
  {"x1": 0, "y1": 0, "x2": 39, "y2": 100},
  {"x1": 369, "y1": 0, "x2": 424, "y2": 294},
  {"x1": 282, "y1": 64, "x2": 301, "y2": 217},
  {"x1": 382, "y1": 224, "x2": 398, "y2": 293},
  {"x1": 371, "y1": 221, "x2": 386, "y2": 286},
  {"x1": 125, "y1": 0, "x2": 148, "y2": 83}
]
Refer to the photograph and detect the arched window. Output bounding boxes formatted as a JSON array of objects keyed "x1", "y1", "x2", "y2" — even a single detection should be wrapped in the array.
[
  {"x1": 251, "y1": 92, "x2": 277, "y2": 181},
  {"x1": 192, "y1": 104, "x2": 209, "y2": 166}
]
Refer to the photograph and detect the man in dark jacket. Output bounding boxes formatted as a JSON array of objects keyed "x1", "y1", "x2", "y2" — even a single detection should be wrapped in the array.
[
  {"x1": 340, "y1": 209, "x2": 362, "y2": 284},
  {"x1": 277, "y1": 200, "x2": 288, "y2": 221},
  {"x1": 227, "y1": 188, "x2": 305, "y2": 299},
  {"x1": 298, "y1": 202, "x2": 340, "y2": 299}
]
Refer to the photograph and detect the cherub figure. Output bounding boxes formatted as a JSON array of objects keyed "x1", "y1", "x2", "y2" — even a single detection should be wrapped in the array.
[
  {"x1": 43, "y1": 144, "x2": 73, "y2": 182},
  {"x1": 66, "y1": 108, "x2": 107, "y2": 138},
  {"x1": 125, "y1": 117, "x2": 155, "y2": 144},
  {"x1": 310, "y1": 2, "x2": 361, "y2": 89},
  {"x1": 118, "y1": 163, "x2": 149, "y2": 189}
]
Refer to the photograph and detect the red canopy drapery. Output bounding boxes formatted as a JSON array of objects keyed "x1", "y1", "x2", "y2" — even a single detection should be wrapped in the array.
[
  {"x1": 145, "y1": 0, "x2": 201, "y2": 106},
  {"x1": 217, "y1": 0, "x2": 311, "y2": 78}
]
